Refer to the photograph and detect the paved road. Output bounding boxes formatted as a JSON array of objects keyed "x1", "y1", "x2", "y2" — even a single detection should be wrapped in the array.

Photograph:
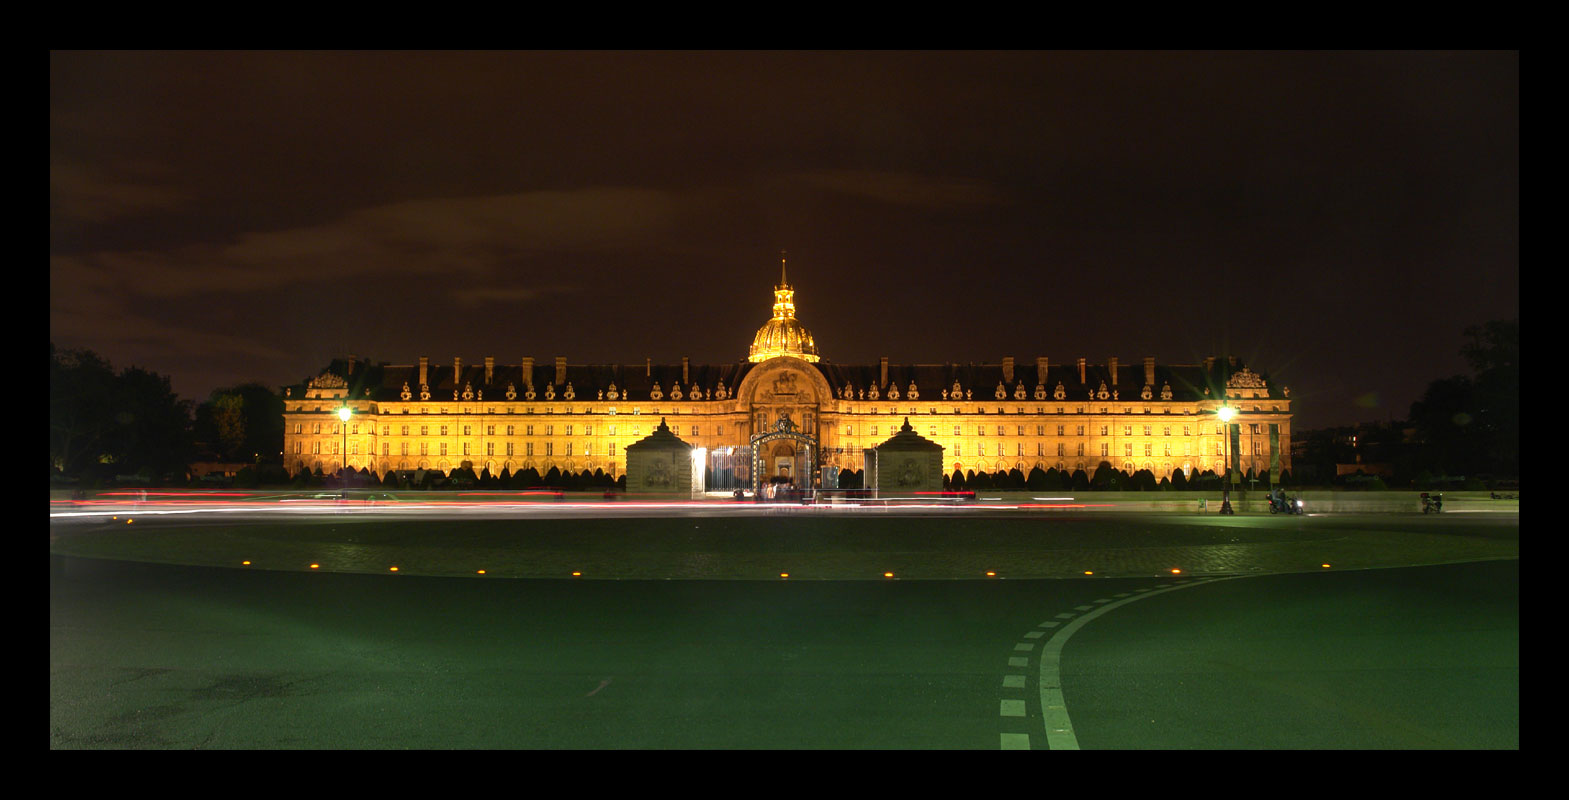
[{"x1": 50, "y1": 555, "x2": 1517, "y2": 749}]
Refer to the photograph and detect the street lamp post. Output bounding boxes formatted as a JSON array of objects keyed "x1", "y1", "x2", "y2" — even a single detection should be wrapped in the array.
[
  {"x1": 338, "y1": 405, "x2": 352, "y2": 486},
  {"x1": 1217, "y1": 404, "x2": 1236, "y2": 515}
]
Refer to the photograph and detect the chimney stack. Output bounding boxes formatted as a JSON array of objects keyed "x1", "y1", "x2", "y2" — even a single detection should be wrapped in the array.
[
  {"x1": 1036, "y1": 357, "x2": 1049, "y2": 385},
  {"x1": 682, "y1": 356, "x2": 690, "y2": 385},
  {"x1": 419, "y1": 357, "x2": 428, "y2": 388},
  {"x1": 484, "y1": 356, "x2": 494, "y2": 385},
  {"x1": 880, "y1": 357, "x2": 889, "y2": 387},
  {"x1": 454, "y1": 357, "x2": 462, "y2": 385},
  {"x1": 1002, "y1": 356, "x2": 1014, "y2": 384},
  {"x1": 1109, "y1": 357, "x2": 1118, "y2": 387},
  {"x1": 1204, "y1": 356, "x2": 1215, "y2": 373},
  {"x1": 555, "y1": 357, "x2": 567, "y2": 386},
  {"x1": 1144, "y1": 357, "x2": 1156, "y2": 387},
  {"x1": 522, "y1": 357, "x2": 534, "y2": 386},
  {"x1": 1077, "y1": 357, "x2": 1086, "y2": 385},
  {"x1": 347, "y1": 355, "x2": 356, "y2": 375},
  {"x1": 646, "y1": 357, "x2": 652, "y2": 377}
]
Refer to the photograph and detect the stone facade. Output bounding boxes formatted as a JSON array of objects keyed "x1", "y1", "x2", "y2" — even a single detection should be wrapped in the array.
[
  {"x1": 871, "y1": 419, "x2": 945, "y2": 494},
  {"x1": 282, "y1": 267, "x2": 1293, "y2": 485},
  {"x1": 624, "y1": 418, "x2": 694, "y2": 494}
]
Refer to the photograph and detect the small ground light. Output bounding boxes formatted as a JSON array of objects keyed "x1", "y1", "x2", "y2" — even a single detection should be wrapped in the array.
[
  {"x1": 571, "y1": 571, "x2": 581, "y2": 577},
  {"x1": 1321, "y1": 564, "x2": 1332, "y2": 568},
  {"x1": 126, "y1": 519, "x2": 133, "y2": 524},
  {"x1": 1170, "y1": 568, "x2": 1182, "y2": 574},
  {"x1": 242, "y1": 560, "x2": 251, "y2": 566},
  {"x1": 884, "y1": 572, "x2": 894, "y2": 578},
  {"x1": 780, "y1": 573, "x2": 789, "y2": 579},
  {"x1": 1084, "y1": 571, "x2": 1094, "y2": 575},
  {"x1": 310, "y1": 563, "x2": 319, "y2": 569},
  {"x1": 985, "y1": 571, "x2": 996, "y2": 577},
  {"x1": 389, "y1": 566, "x2": 398, "y2": 572},
  {"x1": 476, "y1": 570, "x2": 486, "y2": 575}
]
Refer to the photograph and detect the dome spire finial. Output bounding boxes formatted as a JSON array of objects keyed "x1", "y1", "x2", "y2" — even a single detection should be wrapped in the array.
[{"x1": 779, "y1": 250, "x2": 788, "y2": 288}]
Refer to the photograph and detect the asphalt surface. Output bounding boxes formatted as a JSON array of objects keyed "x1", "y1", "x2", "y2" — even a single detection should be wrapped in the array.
[{"x1": 49, "y1": 505, "x2": 1519, "y2": 749}]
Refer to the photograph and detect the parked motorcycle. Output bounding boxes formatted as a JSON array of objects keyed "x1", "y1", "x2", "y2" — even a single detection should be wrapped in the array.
[{"x1": 1421, "y1": 492, "x2": 1443, "y2": 514}]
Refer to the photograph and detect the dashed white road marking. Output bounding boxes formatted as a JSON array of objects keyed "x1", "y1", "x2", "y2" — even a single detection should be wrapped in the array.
[
  {"x1": 1000, "y1": 733, "x2": 1031, "y2": 750},
  {"x1": 1000, "y1": 699, "x2": 1027, "y2": 717},
  {"x1": 1014, "y1": 643, "x2": 1034, "y2": 652},
  {"x1": 1024, "y1": 630, "x2": 1045, "y2": 639},
  {"x1": 1038, "y1": 621, "x2": 1060, "y2": 628},
  {"x1": 1092, "y1": 598, "x2": 1113, "y2": 604},
  {"x1": 1002, "y1": 674, "x2": 1026, "y2": 689},
  {"x1": 1008, "y1": 657, "x2": 1028, "y2": 668},
  {"x1": 1054, "y1": 612, "x2": 1076, "y2": 619},
  {"x1": 1035, "y1": 577, "x2": 1246, "y2": 750},
  {"x1": 1073, "y1": 605, "x2": 1094, "y2": 611}
]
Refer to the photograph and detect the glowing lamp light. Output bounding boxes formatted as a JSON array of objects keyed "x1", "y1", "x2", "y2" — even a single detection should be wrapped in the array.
[
  {"x1": 309, "y1": 563, "x2": 320, "y2": 569},
  {"x1": 242, "y1": 560, "x2": 251, "y2": 566},
  {"x1": 985, "y1": 571, "x2": 996, "y2": 577},
  {"x1": 476, "y1": 570, "x2": 486, "y2": 575},
  {"x1": 1084, "y1": 571, "x2": 1094, "y2": 575},
  {"x1": 1170, "y1": 568, "x2": 1182, "y2": 574},
  {"x1": 780, "y1": 573, "x2": 789, "y2": 579},
  {"x1": 571, "y1": 571, "x2": 582, "y2": 577},
  {"x1": 337, "y1": 406, "x2": 352, "y2": 422},
  {"x1": 1217, "y1": 405, "x2": 1236, "y2": 423},
  {"x1": 883, "y1": 572, "x2": 894, "y2": 578},
  {"x1": 389, "y1": 566, "x2": 399, "y2": 572},
  {"x1": 126, "y1": 519, "x2": 133, "y2": 524},
  {"x1": 1321, "y1": 564, "x2": 1332, "y2": 569}
]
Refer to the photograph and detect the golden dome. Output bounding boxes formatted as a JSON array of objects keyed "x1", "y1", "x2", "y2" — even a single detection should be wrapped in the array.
[{"x1": 748, "y1": 255, "x2": 820, "y2": 363}]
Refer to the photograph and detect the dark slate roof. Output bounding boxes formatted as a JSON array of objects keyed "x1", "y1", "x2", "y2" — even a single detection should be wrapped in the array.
[{"x1": 289, "y1": 356, "x2": 1284, "y2": 403}]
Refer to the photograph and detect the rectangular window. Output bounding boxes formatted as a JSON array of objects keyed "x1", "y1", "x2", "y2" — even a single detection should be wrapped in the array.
[
  {"x1": 1100, "y1": 443, "x2": 1108, "y2": 456},
  {"x1": 526, "y1": 425, "x2": 534, "y2": 436},
  {"x1": 1057, "y1": 443, "x2": 1064, "y2": 456},
  {"x1": 381, "y1": 426, "x2": 388, "y2": 436},
  {"x1": 691, "y1": 426, "x2": 699, "y2": 437},
  {"x1": 1163, "y1": 426, "x2": 1171, "y2": 436},
  {"x1": 420, "y1": 443, "x2": 428, "y2": 455},
  {"x1": 1124, "y1": 426, "x2": 1132, "y2": 436},
  {"x1": 1125, "y1": 444, "x2": 1133, "y2": 457},
  {"x1": 1076, "y1": 425, "x2": 1084, "y2": 436},
  {"x1": 462, "y1": 443, "x2": 470, "y2": 455},
  {"x1": 1036, "y1": 425, "x2": 1044, "y2": 436},
  {"x1": 1076, "y1": 443, "x2": 1083, "y2": 456},
  {"x1": 507, "y1": 425, "x2": 514, "y2": 436},
  {"x1": 506, "y1": 443, "x2": 514, "y2": 456},
  {"x1": 382, "y1": 443, "x2": 389, "y2": 456},
  {"x1": 1163, "y1": 443, "x2": 1171, "y2": 456},
  {"x1": 1144, "y1": 425, "x2": 1152, "y2": 436},
  {"x1": 585, "y1": 425, "x2": 592, "y2": 436},
  {"x1": 566, "y1": 425, "x2": 573, "y2": 436},
  {"x1": 953, "y1": 426, "x2": 961, "y2": 436},
  {"x1": 1100, "y1": 425, "x2": 1109, "y2": 436},
  {"x1": 1056, "y1": 425, "x2": 1064, "y2": 435},
  {"x1": 546, "y1": 425, "x2": 554, "y2": 436},
  {"x1": 350, "y1": 442, "x2": 357, "y2": 454},
  {"x1": 526, "y1": 443, "x2": 534, "y2": 456},
  {"x1": 420, "y1": 425, "x2": 428, "y2": 436},
  {"x1": 440, "y1": 443, "x2": 447, "y2": 455},
  {"x1": 1036, "y1": 443, "x2": 1044, "y2": 456},
  {"x1": 486, "y1": 425, "x2": 495, "y2": 436},
  {"x1": 401, "y1": 425, "x2": 409, "y2": 436},
  {"x1": 1145, "y1": 444, "x2": 1152, "y2": 456},
  {"x1": 545, "y1": 442, "x2": 553, "y2": 456},
  {"x1": 996, "y1": 425, "x2": 1005, "y2": 436},
  {"x1": 871, "y1": 426, "x2": 879, "y2": 436},
  {"x1": 313, "y1": 442, "x2": 320, "y2": 454},
  {"x1": 440, "y1": 425, "x2": 448, "y2": 436},
  {"x1": 1017, "y1": 443, "x2": 1024, "y2": 456},
  {"x1": 313, "y1": 423, "x2": 321, "y2": 434},
  {"x1": 567, "y1": 443, "x2": 573, "y2": 457}
]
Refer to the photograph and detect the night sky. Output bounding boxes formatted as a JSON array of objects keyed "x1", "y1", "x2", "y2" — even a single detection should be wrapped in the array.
[{"x1": 49, "y1": 51, "x2": 1518, "y2": 429}]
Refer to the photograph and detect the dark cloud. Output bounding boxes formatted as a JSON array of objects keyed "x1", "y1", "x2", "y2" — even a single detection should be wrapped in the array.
[{"x1": 48, "y1": 51, "x2": 1518, "y2": 426}]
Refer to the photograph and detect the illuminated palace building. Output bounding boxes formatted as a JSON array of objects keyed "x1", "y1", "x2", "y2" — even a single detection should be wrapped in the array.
[{"x1": 283, "y1": 260, "x2": 1292, "y2": 488}]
